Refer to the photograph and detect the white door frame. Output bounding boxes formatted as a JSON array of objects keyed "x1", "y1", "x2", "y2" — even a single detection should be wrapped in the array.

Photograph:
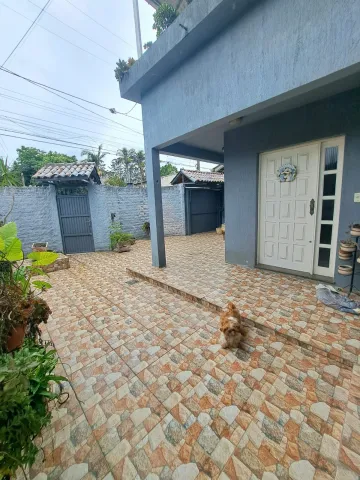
[
  {"x1": 313, "y1": 136, "x2": 345, "y2": 277},
  {"x1": 257, "y1": 136, "x2": 345, "y2": 278}
]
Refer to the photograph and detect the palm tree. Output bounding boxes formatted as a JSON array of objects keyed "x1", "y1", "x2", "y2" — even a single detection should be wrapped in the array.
[
  {"x1": 131, "y1": 150, "x2": 146, "y2": 183},
  {"x1": 111, "y1": 148, "x2": 135, "y2": 184},
  {"x1": 81, "y1": 144, "x2": 108, "y2": 171},
  {"x1": 0, "y1": 157, "x2": 20, "y2": 186}
]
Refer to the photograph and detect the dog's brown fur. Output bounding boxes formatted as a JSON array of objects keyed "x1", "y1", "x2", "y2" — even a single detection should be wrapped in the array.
[{"x1": 220, "y1": 302, "x2": 247, "y2": 349}]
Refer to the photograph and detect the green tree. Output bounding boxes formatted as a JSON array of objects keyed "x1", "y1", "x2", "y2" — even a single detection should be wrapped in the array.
[
  {"x1": 81, "y1": 144, "x2": 108, "y2": 171},
  {"x1": 160, "y1": 162, "x2": 178, "y2": 177},
  {"x1": 12, "y1": 147, "x2": 77, "y2": 186},
  {"x1": 111, "y1": 148, "x2": 145, "y2": 184},
  {"x1": 104, "y1": 175, "x2": 126, "y2": 187},
  {"x1": 0, "y1": 157, "x2": 21, "y2": 186},
  {"x1": 131, "y1": 150, "x2": 146, "y2": 183}
]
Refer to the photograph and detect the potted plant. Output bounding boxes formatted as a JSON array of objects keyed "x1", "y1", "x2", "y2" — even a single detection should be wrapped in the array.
[
  {"x1": 339, "y1": 239, "x2": 357, "y2": 252},
  {"x1": 0, "y1": 340, "x2": 67, "y2": 478},
  {"x1": 0, "y1": 222, "x2": 57, "y2": 352},
  {"x1": 142, "y1": 221, "x2": 150, "y2": 237},
  {"x1": 31, "y1": 242, "x2": 48, "y2": 252},
  {"x1": 350, "y1": 223, "x2": 360, "y2": 237},
  {"x1": 109, "y1": 222, "x2": 135, "y2": 253},
  {"x1": 338, "y1": 265, "x2": 353, "y2": 275}
]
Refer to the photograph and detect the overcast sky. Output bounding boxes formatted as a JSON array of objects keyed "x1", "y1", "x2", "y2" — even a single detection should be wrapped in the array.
[{"x1": 0, "y1": 0, "x2": 210, "y2": 171}]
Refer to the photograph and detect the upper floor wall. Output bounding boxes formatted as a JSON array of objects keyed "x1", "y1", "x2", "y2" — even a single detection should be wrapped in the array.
[{"x1": 120, "y1": 0, "x2": 360, "y2": 149}]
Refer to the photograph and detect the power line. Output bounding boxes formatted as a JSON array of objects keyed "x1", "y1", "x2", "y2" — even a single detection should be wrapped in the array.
[
  {"x1": 0, "y1": 2, "x2": 113, "y2": 67},
  {"x1": 62, "y1": 0, "x2": 135, "y2": 50},
  {"x1": 0, "y1": 106, "x2": 142, "y2": 138},
  {"x1": 0, "y1": 116, "x2": 144, "y2": 150},
  {"x1": 0, "y1": 86, "x2": 141, "y2": 121},
  {"x1": 0, "y1": 69, "x2": 141, "y2": 118},
  {"x1": 1, "y1": 0, "x2": 52, "y2": 67},
  {"x1": 0, "y1": 66, "x2": 144, "y2": 133},
  {"x1": 0, "y1": 112, "x2": 144, "y2": 146},
  {"x1": 0, "y1": 131, "x2": 118, "y2": 154},
  {"x1": 26, "y1": 0, "x2": 120, "y2": 58}
]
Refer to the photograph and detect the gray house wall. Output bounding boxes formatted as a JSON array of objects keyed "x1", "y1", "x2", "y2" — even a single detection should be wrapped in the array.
[
  {"x1": 0, "y1": 186, "x2": 63, "y2": 253},
  {"x1": 224, "y1": 87, "x2": 360, "y2": 288},
  {"x1": 139, "y1": 0, "x2": 360, "y2": 149},
  {"x1": 0, "y1": 184, "x2": 186, "y2": 254}
]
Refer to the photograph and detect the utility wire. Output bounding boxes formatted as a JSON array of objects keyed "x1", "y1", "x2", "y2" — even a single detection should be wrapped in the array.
[
  {"x1": 0, "y1": 2, "x2": 113, "y2": 67},
  {"x1": 0, "y1": 116, "x2": 144, "y2": 150},
  {"x1": 0, "y1": 84, "x2": 141, "y2": 120},
  {"x1": 62, "y1": 0, "x2": 135, "y2": 50},
  {"x1": 1, "y1": 0, "x2": 52, "y2": 67},
  {"x1": 0, "y1": 112, "x2": 144, "y2": 146},
  {"x1": 0, "y1": 130, "x2": 118, "y2": 153},
  {"x1": 26, "y1": 0, "x2": 120, "y2": 58},
  {"x1": 0, "y1": 133, "x2": 119, "y2": 153},
  {"x1": 0, "y1": 66, "x2": 142, "y2": 121},
  {"x1": 0, "y1": 107, "x2": 142, "y2": 138}
]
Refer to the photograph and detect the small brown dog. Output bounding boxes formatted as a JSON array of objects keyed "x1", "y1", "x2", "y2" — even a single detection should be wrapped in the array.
[{"x1": 220, "y1": 302, "x2": 247, "y2": 349}]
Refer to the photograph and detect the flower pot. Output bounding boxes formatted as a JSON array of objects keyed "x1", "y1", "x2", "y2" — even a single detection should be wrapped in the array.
[
  {"x1": 338, "y1": 265, "x2": 353, "y2": 276},
  {"x1": 113, "y1": 243, "x2": 131, "y2": 253},
  {"x1": 339, "y1": 254, "x2": 352, "y2": 261},
  {"x1": 6, "y1": 324, "x2": 26, "y2": 352},
  {"x1": 340, "y1": 242, "x2": 357, "y2": 252},
  {"x1": 32, "y1": 242, "x2": 48, "y2": 252},
  {"x1": 350, "y1": 228, "x2": 360, "y2": 237}
]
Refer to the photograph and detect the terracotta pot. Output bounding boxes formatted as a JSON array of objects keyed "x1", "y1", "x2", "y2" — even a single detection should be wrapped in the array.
[
  {"x1": 340, "y1": 242, "x2": 357, "y2": 252},
  {"x1": 7, "y1": 324, "x2": 26, "y2": 352},
  {"x1": 338, "y1": 265, "x2": 353, "y2": 276}
]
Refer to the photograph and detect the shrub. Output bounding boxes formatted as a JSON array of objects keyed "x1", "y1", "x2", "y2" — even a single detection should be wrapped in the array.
[
  {"x1": 153, "y1": 3, "x2": 178, "y2": 37},
  {"x1": 109, "y1": 222, "x2": 135, "y2": 250},
  {"x1": 0, "y1": 340, "x2": 67, "y2": 478}
]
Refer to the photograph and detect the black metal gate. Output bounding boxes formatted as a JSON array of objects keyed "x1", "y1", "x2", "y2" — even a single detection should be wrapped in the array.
[
  {"x1": 56, "y1": 191, "x2": 95, "y2": 254},
  {"x1": 186, "y1": 188, "x2": 223, "y2": 235}
]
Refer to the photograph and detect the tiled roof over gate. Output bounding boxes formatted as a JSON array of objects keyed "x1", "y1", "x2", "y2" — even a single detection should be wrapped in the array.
[
  {"x1": 33, "y1": 162, "x2": 100, "y2": 183},
  {"x1": 171, "y1": 169, "x2": 224, "y2": 184}
]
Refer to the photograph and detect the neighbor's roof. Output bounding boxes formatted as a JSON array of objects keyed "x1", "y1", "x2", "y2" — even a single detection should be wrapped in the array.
[
  {"x1": 32, "y1": 162, "x2": 101, "y2": 184},
  {"x1": 171, "y1": 169, "x2": 224, "y2": 185}
]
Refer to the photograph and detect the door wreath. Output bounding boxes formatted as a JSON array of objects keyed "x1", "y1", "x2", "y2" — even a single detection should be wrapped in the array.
[{"x1": 277, "y1": 164, "x2": 297, "y2": 182}]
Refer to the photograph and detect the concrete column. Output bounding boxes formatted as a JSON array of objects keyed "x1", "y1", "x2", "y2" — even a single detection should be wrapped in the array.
[{"x1": 145, "y1": 147, "x2": 166, "y2": 267}]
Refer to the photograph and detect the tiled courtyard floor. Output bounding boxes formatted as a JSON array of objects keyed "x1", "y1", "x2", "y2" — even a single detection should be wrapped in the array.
[
  {"x1": 27, "y1": 234, "x2": 360, "y2": 479},
  {"x1": 126, "y1": 233, "x2": 360, "y2": 368}
]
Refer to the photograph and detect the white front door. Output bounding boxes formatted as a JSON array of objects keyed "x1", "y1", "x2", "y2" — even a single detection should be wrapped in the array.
[{"x1": 258, "y1": 143, "x2": 320, "y2": 273}]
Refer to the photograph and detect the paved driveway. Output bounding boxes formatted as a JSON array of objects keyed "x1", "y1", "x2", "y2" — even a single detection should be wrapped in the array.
[{"x1": 27, "y1": 235, "x2": 360, "y2": 480}]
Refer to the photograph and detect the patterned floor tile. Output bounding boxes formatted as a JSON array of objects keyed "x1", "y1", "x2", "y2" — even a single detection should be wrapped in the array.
[
  {"x1": 85, "y1": 377, "x2": 167, "y2": 458},
  {"x1": 70, "y1": 351, "x2": 134, "y2": 411}
]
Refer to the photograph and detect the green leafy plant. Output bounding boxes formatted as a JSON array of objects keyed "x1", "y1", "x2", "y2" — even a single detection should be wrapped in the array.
[
  {"x1": 153, "y1": 3, "x2": 178, "y2": 37},
  {"x1": 143, "y1": 41, "x2": 153, "y2": 50},
  {"x1": 0, "y1": 222, "x2": 58, "y2": 351},
  {"x1": 0, "y1": 157, "x2": 21, "y2": 187},
  {"x1": 142, "y1": 222, "x2": 150, "y2": 236},
  {"x1": 0, "y1": 340, "x2": 67, "y2": 478},
  {"x1": 109, "y1": 222, "x2": 135, "y2": 250},
  {"x1": 114, "y1": 57, "x2": 136, "y2": 82}
]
